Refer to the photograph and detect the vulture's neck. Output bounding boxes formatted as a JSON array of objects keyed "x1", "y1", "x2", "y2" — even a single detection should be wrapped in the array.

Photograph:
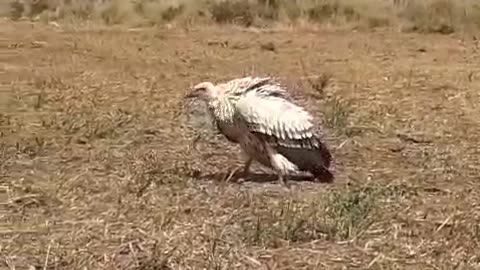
[{"x1": 208, "y1": 96, "x2": 236, "y2": 123}]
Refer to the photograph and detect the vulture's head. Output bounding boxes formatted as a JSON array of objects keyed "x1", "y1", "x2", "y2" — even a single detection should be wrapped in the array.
[{"x1": 184, "y1": 82, "x2": 218, "y2": 102}]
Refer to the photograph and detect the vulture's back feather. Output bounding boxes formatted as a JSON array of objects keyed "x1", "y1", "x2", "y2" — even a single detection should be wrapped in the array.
[{"x1": 221, "y1": 76, "x2": 289, "y2": 98}]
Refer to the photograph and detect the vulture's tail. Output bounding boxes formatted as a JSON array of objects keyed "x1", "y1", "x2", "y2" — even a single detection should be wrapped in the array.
[{"x1": 275, "y1": 137, "x2": 334, "y2": 183}]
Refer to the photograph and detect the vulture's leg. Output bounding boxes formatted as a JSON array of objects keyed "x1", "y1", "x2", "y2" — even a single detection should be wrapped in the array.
[
  {"x1": 277, "y1": 173, "x2": 290, "y2": 188},
  {"x1": 242, "y1": 158, "x2": 252, "y2": 177},
  {"x1": 267, "y1": 147, "x2": 294, "y2": 189},
  {"x1": 233, "y1": 158, "x2": 252, "y2": 183}
]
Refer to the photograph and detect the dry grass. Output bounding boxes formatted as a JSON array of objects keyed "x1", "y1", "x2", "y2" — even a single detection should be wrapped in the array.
[
  {"x1": 1, "y1": 4, "x2": 480, "y2": 269},
  {"x1": 5, "y1": 0, "x2": 480, "y2": 33}
]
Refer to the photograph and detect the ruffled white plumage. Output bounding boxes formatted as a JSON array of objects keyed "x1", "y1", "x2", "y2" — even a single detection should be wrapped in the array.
[
  {"x1": 187, "y1": 76, "x2": 334, "y2": 186},
  {"x1": 234, "y1": 91, "x2": 314, "y2": 141}
]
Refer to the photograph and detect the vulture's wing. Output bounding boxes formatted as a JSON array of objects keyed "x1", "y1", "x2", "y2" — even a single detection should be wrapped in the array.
[
  {"x1": 234, "y1": 90, "x2": 334, "y2": 179},
  {"x1": 234, "y1": 90, "x2": 318, "y2": 148}
]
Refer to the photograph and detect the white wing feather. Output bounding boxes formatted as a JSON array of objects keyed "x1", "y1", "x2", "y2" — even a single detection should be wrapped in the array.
[
  {"x1": 234, "y1": 91, "x2": 314, "y2": 141},
  {"x1": 220, "y1": 76, "x2": 288, "y2": 97},
  {"x1": 222, "y1": 76, "x2": 270, "y2": 93}
]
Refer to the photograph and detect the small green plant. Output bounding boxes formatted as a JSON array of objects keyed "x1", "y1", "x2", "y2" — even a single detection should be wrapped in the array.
[
  {"x1": 161, "y1": 4, "x2": 185, "y2": 22},
  {"x1": 239, "y1": 185, "x2": 379, "y2": 247},
  {"x1": 9, "y1": 1, "x2": 24, "y2": 20},
  {"x1": 281, "y1": 0, "x2": 302, "y2": 21},
  {"x1": 100, "y1": 0, "x2": 138, "y2": 25},
  {"x1": 307, "y1": 2, "x2": 339, "y2": 23},
  {"x1": 321, "y1": 185, "x2": 379, "y2": 240},
  {"x1": 366, "y1": 16, "x2": 390, "y2": 28},
  {"x1": 240, "y1": 199, "x2": 322, "y2": 247},
  {"x1": 209, "y1": 1, "x2": 255, "y2": 26},
  {"x1": 306, "y1": 1, "x2": 364, "y2": 23},
  {"x1": 323, "y1": 97, "x2": 352, "y2": 133},
  {"x1": 398, "y1": 0, "x2": 457, "y2": 34}
]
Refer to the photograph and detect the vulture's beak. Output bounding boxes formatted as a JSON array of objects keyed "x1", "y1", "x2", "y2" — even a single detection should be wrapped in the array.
[{"x1": 183, "y1": 89, "x2": 198, "y2": 100}]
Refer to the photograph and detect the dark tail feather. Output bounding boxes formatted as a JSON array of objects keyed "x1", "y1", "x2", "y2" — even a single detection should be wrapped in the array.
[
  {"x1": 309, "y1": 164, "x2": 334, "y2": 183},
  {"x1": 316, "y1": 137, "x2": 333, "y2": 169},
  {"x1": 275, "y1": 139, "x2": 335, "y2": 183}
]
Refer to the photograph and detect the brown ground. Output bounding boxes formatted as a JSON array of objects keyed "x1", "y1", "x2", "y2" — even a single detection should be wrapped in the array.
[{"x1": 1, "y1": 20, "x2": 480, "y2": 269}]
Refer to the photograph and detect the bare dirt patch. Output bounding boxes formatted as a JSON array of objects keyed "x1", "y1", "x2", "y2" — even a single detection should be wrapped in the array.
[{"x1": 1, "y1": 21, "x2": 480, "y2": 269}]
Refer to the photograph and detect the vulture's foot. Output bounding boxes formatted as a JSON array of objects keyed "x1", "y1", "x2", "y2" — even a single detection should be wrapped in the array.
[
  {"x1": 227, "y1": 159, "x2": 252, "y2": 183},
  {"x1": 277, "y1": 174, "x2": 290, "y2": 189},
  {"x1": 224, "y1": 167, "x2": 239, "y2": 182},
  {"x1": 224, "y1": 166, "x2": 248, "y2": 183}
]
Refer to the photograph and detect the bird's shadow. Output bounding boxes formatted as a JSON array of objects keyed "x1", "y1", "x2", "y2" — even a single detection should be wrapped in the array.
[{"x1": 195, "y1": 170, "x2": 332, "y2": 184}]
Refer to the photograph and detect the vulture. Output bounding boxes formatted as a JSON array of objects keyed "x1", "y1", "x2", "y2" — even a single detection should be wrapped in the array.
[{"x1": 183, "y1": 76, "x2": 334, "y2": 187}]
